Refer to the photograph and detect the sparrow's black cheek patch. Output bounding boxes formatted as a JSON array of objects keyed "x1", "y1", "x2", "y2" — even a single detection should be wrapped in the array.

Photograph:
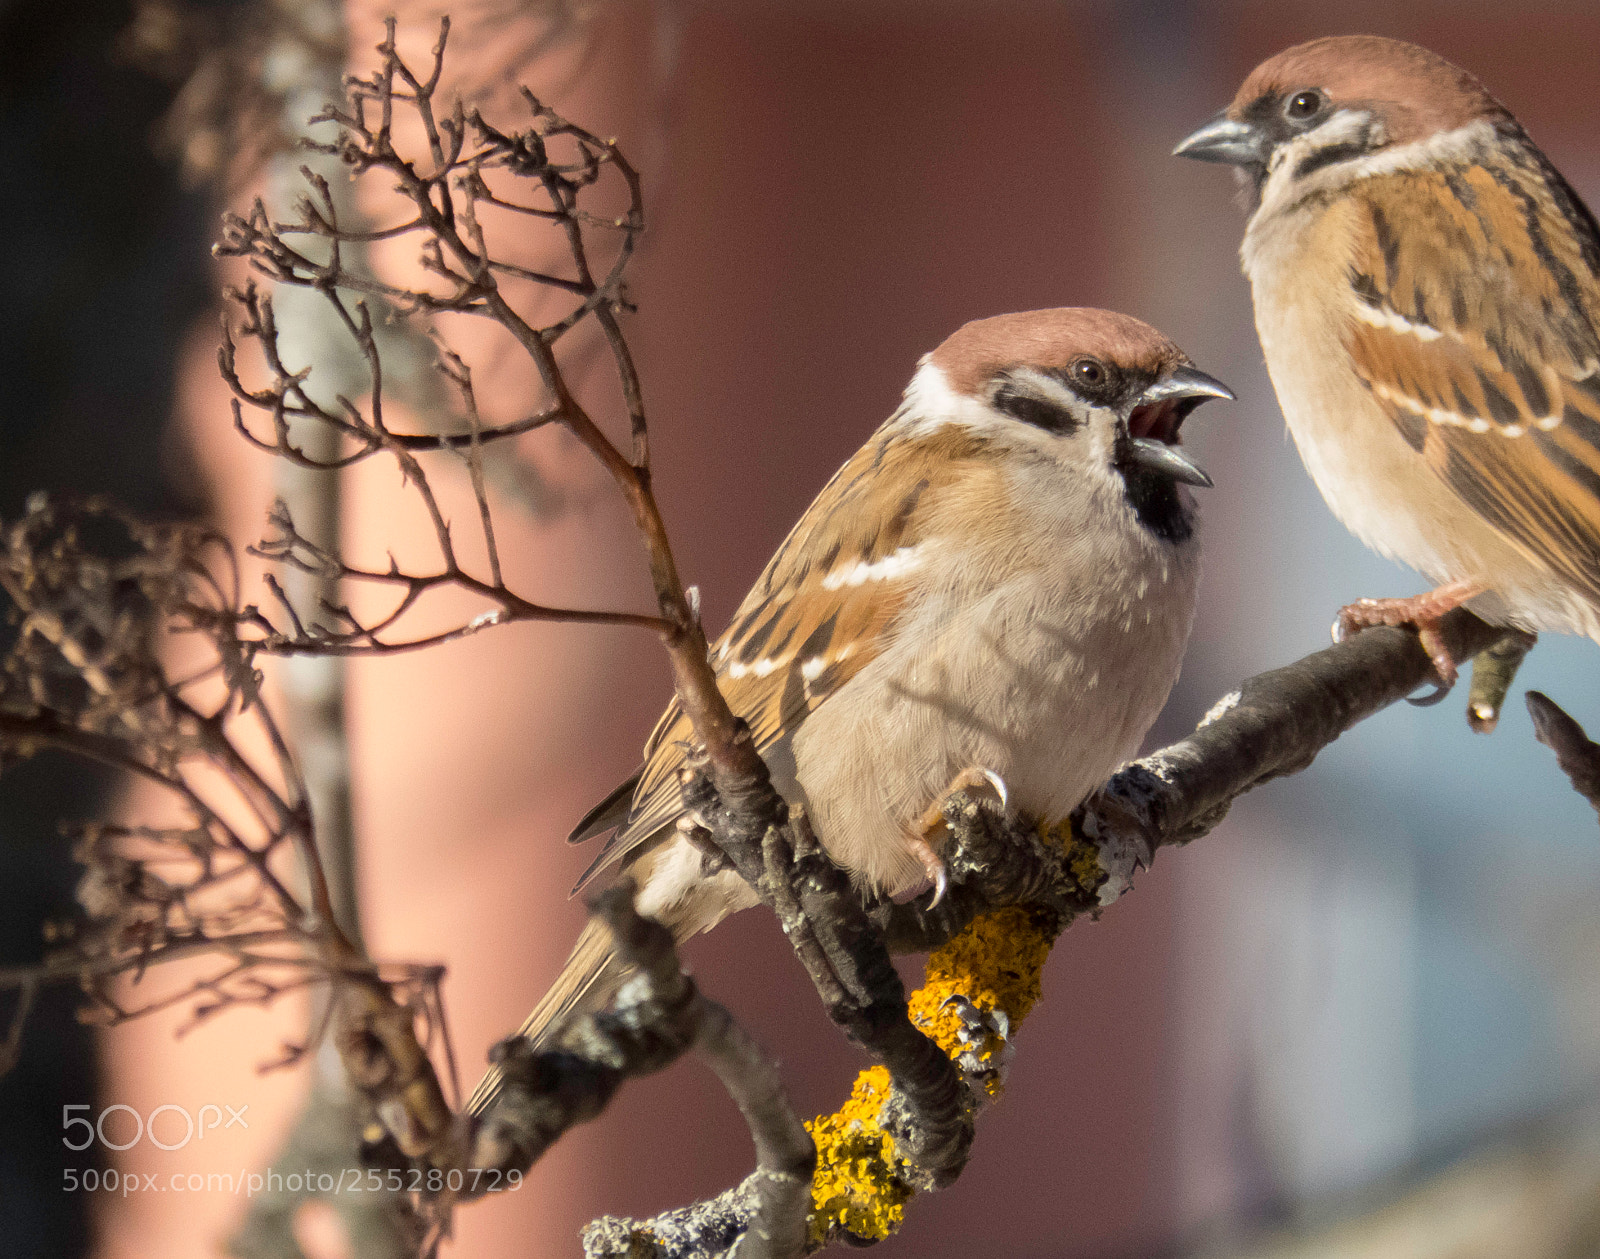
[
  {"x1": 994, "y1": 385, "x2": 1079, "y2": 434},
  {"x1": 1292, "y1": 139, "x2": 1371, "y2": 182}
]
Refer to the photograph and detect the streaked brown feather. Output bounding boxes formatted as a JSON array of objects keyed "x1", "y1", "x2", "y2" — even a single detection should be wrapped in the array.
[
  {"x1": 569, "y1": 422, "x2": 993, "y2": 893},
  {"x1": 1342, "y1": 151, "x2": 1600, "y2": 604}
]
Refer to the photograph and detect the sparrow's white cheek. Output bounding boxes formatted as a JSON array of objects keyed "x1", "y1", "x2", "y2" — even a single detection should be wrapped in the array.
[{"x1": 896, "y1": 362, "x2": 1013, "y2": 437}]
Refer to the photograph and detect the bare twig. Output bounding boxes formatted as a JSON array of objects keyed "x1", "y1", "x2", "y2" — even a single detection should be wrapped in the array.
[
  {"x1": 1467, "y1": 630, "x2": 1538, "y2": 734},
  {"x1": 1527, "y1": 691, "x2": 1600, "y2": 819}
]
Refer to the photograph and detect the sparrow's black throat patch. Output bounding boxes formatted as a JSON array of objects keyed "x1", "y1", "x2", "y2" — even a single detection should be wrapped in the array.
[{"x1": 1119, "y1": 461, "x2": 1193, "y2": 543}]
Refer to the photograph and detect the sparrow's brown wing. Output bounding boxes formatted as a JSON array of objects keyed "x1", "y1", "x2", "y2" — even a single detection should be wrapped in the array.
[
  {"x1": 569, "y1": 422, "x2": 992, "y2": 893},
  {"x1": 1343, "y1": 147, "x2": 1600, "y2": 603}
]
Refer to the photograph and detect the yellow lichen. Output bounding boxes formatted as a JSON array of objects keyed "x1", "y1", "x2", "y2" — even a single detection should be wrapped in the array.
[
  {"x1": 805, "y1": 870, "x2": 1069, "y2": 1242},
  {"x1": 805, "y1": 1065, "x2": 908, "y2": 1243},
  {"x1": 1038, "y1": 816, "x2": 1108, "y2": 899},
  {"x1": 908, "y1": 905, "x2": 1058, "y2": 1073}
]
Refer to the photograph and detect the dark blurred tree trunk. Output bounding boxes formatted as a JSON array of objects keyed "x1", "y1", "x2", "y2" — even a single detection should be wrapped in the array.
[{"x1": 0, "y1": 0, "x2": 213, "y2": 1252}]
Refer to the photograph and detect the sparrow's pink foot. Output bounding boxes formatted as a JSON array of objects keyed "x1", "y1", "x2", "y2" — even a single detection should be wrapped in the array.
[
  {"x1": 901, "y1": 832, "x2": 949, "y2": 908},
  {"x1": 908, "y1": 767, "x2": 1010, "y2": 907},
  {"x1": 1332, "y1": 579, "x2": 1486, "y2": 686}
]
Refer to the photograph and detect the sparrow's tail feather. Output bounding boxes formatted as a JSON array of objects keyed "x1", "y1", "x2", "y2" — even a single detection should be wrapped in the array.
[
  {"x1": 464, "y1": 917, "x2": 624, "y2": 1117},
  {"x1": 568, "y1": 769, "x2": 642, "y2": 845}
]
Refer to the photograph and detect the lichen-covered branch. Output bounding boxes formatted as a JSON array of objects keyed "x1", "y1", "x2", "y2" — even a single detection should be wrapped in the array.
[
  {"x1": 466, "y1": 886, "x2": 812, "y2": 1259},
  {"x1": 679, "y1": 761, "x2": 974, "y2": 1194},
  {"x1": 575, "y1": 607, "x2": 1517, "y2": 1255}
]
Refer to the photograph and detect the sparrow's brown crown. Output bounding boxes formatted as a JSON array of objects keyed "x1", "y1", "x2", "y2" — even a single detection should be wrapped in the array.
[
  {"x1": 929, "y1": 308, "x2": 1190, "y2": 399},
  {"x1": 1231, "y1": 35, "x2": 1506, "y2": 145}
]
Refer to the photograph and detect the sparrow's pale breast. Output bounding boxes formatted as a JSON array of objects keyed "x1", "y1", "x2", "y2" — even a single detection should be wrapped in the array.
[{"x1": 790, "y1": 452, "x2": 1200, "y2": 895}]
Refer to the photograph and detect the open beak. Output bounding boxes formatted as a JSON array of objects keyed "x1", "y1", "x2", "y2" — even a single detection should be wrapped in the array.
[
  {"x1": 1173, "y1": 111, "x2": 1269, "y2": 168},
  {"x1": 1122, "y1": 365, "x2": 1234, "y2": 489}
]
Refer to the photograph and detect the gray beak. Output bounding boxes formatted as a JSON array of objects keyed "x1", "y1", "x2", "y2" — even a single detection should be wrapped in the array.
[
  {"x1": 1173, "y1": 111, "x2": 1268, "y2": 168},
  {"x1": 1125, "y1": 438, "x2": 1214, "y2": 488},
  {"x1": 1122, "y1": 366, "x2": 1235, "y2": 489},
  {"x1": 1138, "y1": 364, "x2": 1235, "y2": 405}
]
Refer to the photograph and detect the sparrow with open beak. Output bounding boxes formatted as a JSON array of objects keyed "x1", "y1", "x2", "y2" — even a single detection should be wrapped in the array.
[
  {"x1": 1177, "y1": 35, "x2": 1600, "y2": 690},
  {"x1": 467, "y1": 308, "x2": 1231, "y2": 1114}
]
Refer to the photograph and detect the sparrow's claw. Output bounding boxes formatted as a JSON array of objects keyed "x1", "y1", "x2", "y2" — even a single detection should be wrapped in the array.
[
  {"x1": 1406, "y1": 680, "x2": 1454, "y2": 707},
  {"x1": 928, "y1": 765, "x2": 1010, "y2": 814},
  {"x1": 1415, "y1": 625, "x2": 1461, "y2": 688},
  {"x1": 903, "y1": 766, "x2": 1007, "y2": 909},
  {"x1": 979, "y1": 768, "x2": 1009, "y2": 812},
  {"x1": 900, "y1": 833, "x2": 949, "y2": 909},
  {"x1": 1332, "y1": 579, "x2": 1486, "y2": 688}
]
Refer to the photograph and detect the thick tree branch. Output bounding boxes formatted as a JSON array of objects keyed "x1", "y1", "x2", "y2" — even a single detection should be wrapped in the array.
[
  {"x1": 1080, "y1": 607, "x2": 1507, "y2": 862},
  {"x1": 680, "y1": 760, "x2": 973, "y2": 1192},
  {"x1": 467, "y1": 886, "x2": 812, "y2": 1257}
]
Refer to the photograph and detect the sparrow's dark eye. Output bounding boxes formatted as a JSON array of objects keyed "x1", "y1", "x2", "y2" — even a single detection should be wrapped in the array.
[
  {"x1": 1285, "y1": 89, "x2": 1325, "y2": 122},
  {"x1": 1071, "y1": 357, "x2": 1108, "y2": 388}
]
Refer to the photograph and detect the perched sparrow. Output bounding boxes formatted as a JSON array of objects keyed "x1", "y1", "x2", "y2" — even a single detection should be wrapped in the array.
[
  {"x1": 1176, "y1": 35, "x2": 1600, "y2": 686},
  {"x1": 467, "y1": 308, "x2": 1230, "y2": 1114}
]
